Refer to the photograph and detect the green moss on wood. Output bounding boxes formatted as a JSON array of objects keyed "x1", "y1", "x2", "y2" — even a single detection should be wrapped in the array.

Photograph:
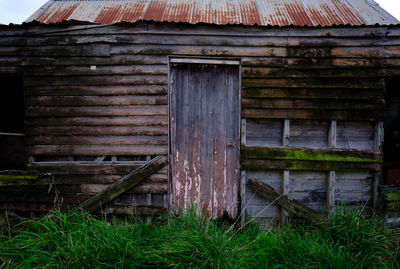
[
  {"x1": 0, "y1": 174, "x2": 38, "y2": 180},
  {"x1": 242, "y1": 146, "x2": 382, "y2": 163},
  {"x1": 386, "y1": 190, "x2": 400, "y2": 202}
]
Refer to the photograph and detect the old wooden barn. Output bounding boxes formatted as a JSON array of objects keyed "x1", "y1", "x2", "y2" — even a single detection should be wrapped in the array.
[{"x1": 1, "y1": 0, "x2": 400, "y2": 223}]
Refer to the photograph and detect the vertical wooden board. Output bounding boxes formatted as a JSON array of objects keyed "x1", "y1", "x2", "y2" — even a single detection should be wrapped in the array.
[
  {"x1": 329, "y1": 120, "x2": 337, "y2": 148},
  {"x1": 188, "y1": 64, "x2": 202, "y2": 210},
  {"x1": 290, "y1": 120, "x2": 329, "y2": 149},
  {"x1": 245, "y1": 119, "x2": 282, "y2": 147},
  {"x1": 283, "y1": 119, "x2": 290, "y2": 147},
  {"x1": 170, "y1": 63, "x2": 239, "y2": 219},
  {"x1": 199, "y1": 65, "x2": 213, "y2": 214},
  {"x1": 289, "y1": 171, "x2": 327, "y2": 213},
  {"x1": 374, "y1": 122, "x2": 384, "y2": 152},
  {"x1": 212, "y1": 65, "x2": 226, "y2": 218},
  {"x1": 336, "y1": 121, "x2": 375, "y2": 150}
]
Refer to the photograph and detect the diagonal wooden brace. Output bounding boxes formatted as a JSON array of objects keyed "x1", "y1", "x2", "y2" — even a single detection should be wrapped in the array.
[
  {"x1": 79, "y1": 155, "x2": 168, "y2": 212},
  {"x1": 247, "y1": 178, "x2": 328, "y2": 225}
]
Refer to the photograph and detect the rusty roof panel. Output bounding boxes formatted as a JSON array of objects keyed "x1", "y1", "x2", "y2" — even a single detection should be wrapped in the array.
[{"x1": 26, "y1": 0, "x2": 399, "y2": 26}]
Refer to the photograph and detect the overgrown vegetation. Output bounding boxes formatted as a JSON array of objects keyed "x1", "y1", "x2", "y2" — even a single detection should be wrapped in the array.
[{"x1": 0, "y1": 208, "x2": 399, "y2": 268}]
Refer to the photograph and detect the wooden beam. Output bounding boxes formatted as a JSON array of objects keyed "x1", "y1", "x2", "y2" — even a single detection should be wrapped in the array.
[
  {"x1": 0, "y1": 174, "x2": 44, "y2": 186},
  {"x1": 241, "y1": 119, "x2": 247, "y2": 146},
  {"x1": 247, "y1": 178, "x2": 328, "y2": 225},
  {"x1": 241, "y1": 159, "x2": 382, "y2": 171},
  {"x1": 79, "y1": 155, "x2": 167, "y2": 212},
  {"x1": 328, "y1": 120, "x2": 337, "y2": 149},
  {"x1": 372, "y1": 172, "x2": 380, "y2": 211},
  {"x1": 241, "y1": 146, "x2": 383, "y2": 162},
  {"x1": 374, "y1": 121, "x2": 384, "y2": 152},
  {"x1": 327, "y1": 171, "x2": 336, "y2": 212},
  {"x1": 283, "y1": 119, "x2": 290, "y2": 147},
  {"x1": 240, "y1": 170, "x2": 246, "y2": 225},
  {"x1": 280, "y1": 170, "x2": 289, "y2": 223}
]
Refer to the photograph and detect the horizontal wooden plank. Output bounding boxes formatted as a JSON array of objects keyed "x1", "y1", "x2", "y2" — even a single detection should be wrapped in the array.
[
  {"x1": 242, "y1": 98, "x2": 384, "y2": 110},
  {"x1": 242, "y1": 87, "x2": 384, "y2": 100},
  {"x1": 27, "y1": 145, "x2": 167, "y2": 156},
  {"x1": 26, "y1": 95, "x2": 167, "y2": 106},
  {"x1": 28, "y1": 135, "x2": 168, "y2": 146},
  {"x1": 23, "y1": 65, "x2": 167, "y2": 76},
  {"x1": 25, "y1": 85, "x2": 168, "y2": 96},
  {"x1": 24, "y1": 75, "x2": 167, "y2": 86},
  {"x1": 0, "y1": 192, "x2": 91, "y2": 203},
  {"x1": 0, "y1": 36, "x2": 26, "y2": 46},
  {"x1": 155, "y1": 24, "x2": 386, "y2": 37},
  {"x1": 27, "y1": 125, "x2": 168, "y2": 136},
  {"x1": 242, "y1": 108, "x2": 383, "y2": 121},
  {"x1": 100, "y1": 206, "x2": 167, "y2": 215},
  {"x1": 27, "y1": 34, "x2": 288, "y2": 47},
  {"x1": 0, "y1": 44, "x2": 111, "y2": 57},
  {"x1": 0, "y1": 65, "x2": 22, "y2": 72},
  {"x1": 0, "y1": 173, "x2": 167, "y2": 186},
  {"x1": 19, "y1": 55, "x2": 400, "y2": 70},
  {"x1": 0, "y1": 202, "x2": 55, "y2": 212},
  {"x1": 24, "y1": 55, "x2": 167, "y2": 66},
  {"x1": 242, "y1": 66, "x2": 397, "y2": 78},
  {"x1": 242, "y1": 77, "x2": 383, "y2": 89},
  {"x1": 288, "y1": 46, "x2": 400, "y2": 58},
  {"x1": 26, "y1": 32, "x2": 400, "y2": 47},
  {"x1": 241, "y1": 146, "x2": 382, "y2": 162},
  {"x1": 23, "y1": 44, "x2": 111, "y2": 57},
  {"x1": 110, "y1": 44, "x2": 287, "y2": 57},
  {"x1": 27, "y1": 163, "x2": 143, "y2": 175},
  {"x1": 27, "y1": 116, "x2": 168, "y2": 126},
  {"x1": 43, "y1": 174, "x2": 122, "y2": 185},
  {"x1": 26, "y1": 23, "x2": 388, "y2": 38},
  {"x1": 0, "y1": 56, "x2": 24, "y2": 66},
  {"x1": 241, "y1": 56, "x2": 400, "y2": 69},
  {"x1": 26, "y1": 106, "x2": 167, "y2": 117},
  {"x1": 241, "y1": 159, "x2": 382, "y2": 171}
]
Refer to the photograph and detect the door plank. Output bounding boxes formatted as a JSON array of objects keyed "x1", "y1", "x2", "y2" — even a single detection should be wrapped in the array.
[{"x1": 170, "y1": 63, "x2": 239, "y2": 219}]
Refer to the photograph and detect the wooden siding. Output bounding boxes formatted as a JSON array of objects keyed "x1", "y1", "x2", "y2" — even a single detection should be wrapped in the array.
[{"x1": 0, "y1": 22, "x2": 399, "y2": 217}]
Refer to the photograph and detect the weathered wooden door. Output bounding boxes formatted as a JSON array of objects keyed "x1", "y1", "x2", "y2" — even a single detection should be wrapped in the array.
[{"x1": 169, "y1": 60, "x2": 240, "y2": 219}]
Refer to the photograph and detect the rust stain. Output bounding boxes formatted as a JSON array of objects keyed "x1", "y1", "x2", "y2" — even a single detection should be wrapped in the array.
[
  {"x1": 30, "y1": 0, "x2": 398, "y2": 26},
  {"x1": 331, "y1": 0, "x2": 365, "y2": 25},
  {"x1": 143, "y1": 0, "x2": 166, "y2": 21},
  {"x1": 46, "y1": 3, "x2": 79, "y2": 24},
  {"x1": 240, "y1": 0, "x2": 262, "y2": 26},
  {"x1": 284, "y1": 2, "x2": 313, "y2": 26},
  {"x1": 319, "y1": 4, "x2": 346, "y2": 26},
  {"x1": 270, "y1": 1, "x2": 291, "y2": 26},
  {"x1": 120, "y1": 2, "x2": 146, "y2": 23},
  {"x1": 94, "y1": 5, "x2": 122, "y2": 24}
]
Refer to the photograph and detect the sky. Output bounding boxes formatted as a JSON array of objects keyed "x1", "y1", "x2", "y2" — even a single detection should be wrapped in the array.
[{"x1": 0, "y1": 0, "x2": 399, "y2": 24}]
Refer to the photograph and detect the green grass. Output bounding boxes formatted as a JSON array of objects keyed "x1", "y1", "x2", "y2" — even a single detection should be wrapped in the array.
[{"x1": 0, "y1": 207, "x2": 399, "y2": 268}]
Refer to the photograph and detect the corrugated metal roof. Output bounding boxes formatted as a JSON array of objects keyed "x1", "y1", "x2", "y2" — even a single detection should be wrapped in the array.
[{"x1": 26, "y1": 0, "x2": 399, "y2": 26}]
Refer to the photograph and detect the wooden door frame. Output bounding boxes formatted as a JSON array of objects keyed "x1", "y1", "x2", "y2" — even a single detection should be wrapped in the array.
[{"x1": 167, "y1": 57, "x2": 242, "y2": 215}]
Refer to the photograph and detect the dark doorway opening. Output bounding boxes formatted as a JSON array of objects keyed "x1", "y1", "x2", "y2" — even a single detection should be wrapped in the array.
[
  {"x1": 0, "y1": 75, "x2": 25, "y2": 170},
  {"x1": 383, "y1": 77, "x2": 400, "y2": 185}
]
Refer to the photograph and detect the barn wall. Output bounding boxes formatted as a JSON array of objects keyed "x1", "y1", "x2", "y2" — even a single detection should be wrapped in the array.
[{"x1": 0, "y1": 22, "x2": 399, "y2": 218}]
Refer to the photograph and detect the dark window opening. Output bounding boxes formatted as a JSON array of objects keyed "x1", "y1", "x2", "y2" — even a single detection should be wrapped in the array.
[
  {"x1": 0, "y1": 75, "x2": 25, "y2": 170},
  {"x1": 383, "y1": 77, "x2": 400, "y2": 185}
]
